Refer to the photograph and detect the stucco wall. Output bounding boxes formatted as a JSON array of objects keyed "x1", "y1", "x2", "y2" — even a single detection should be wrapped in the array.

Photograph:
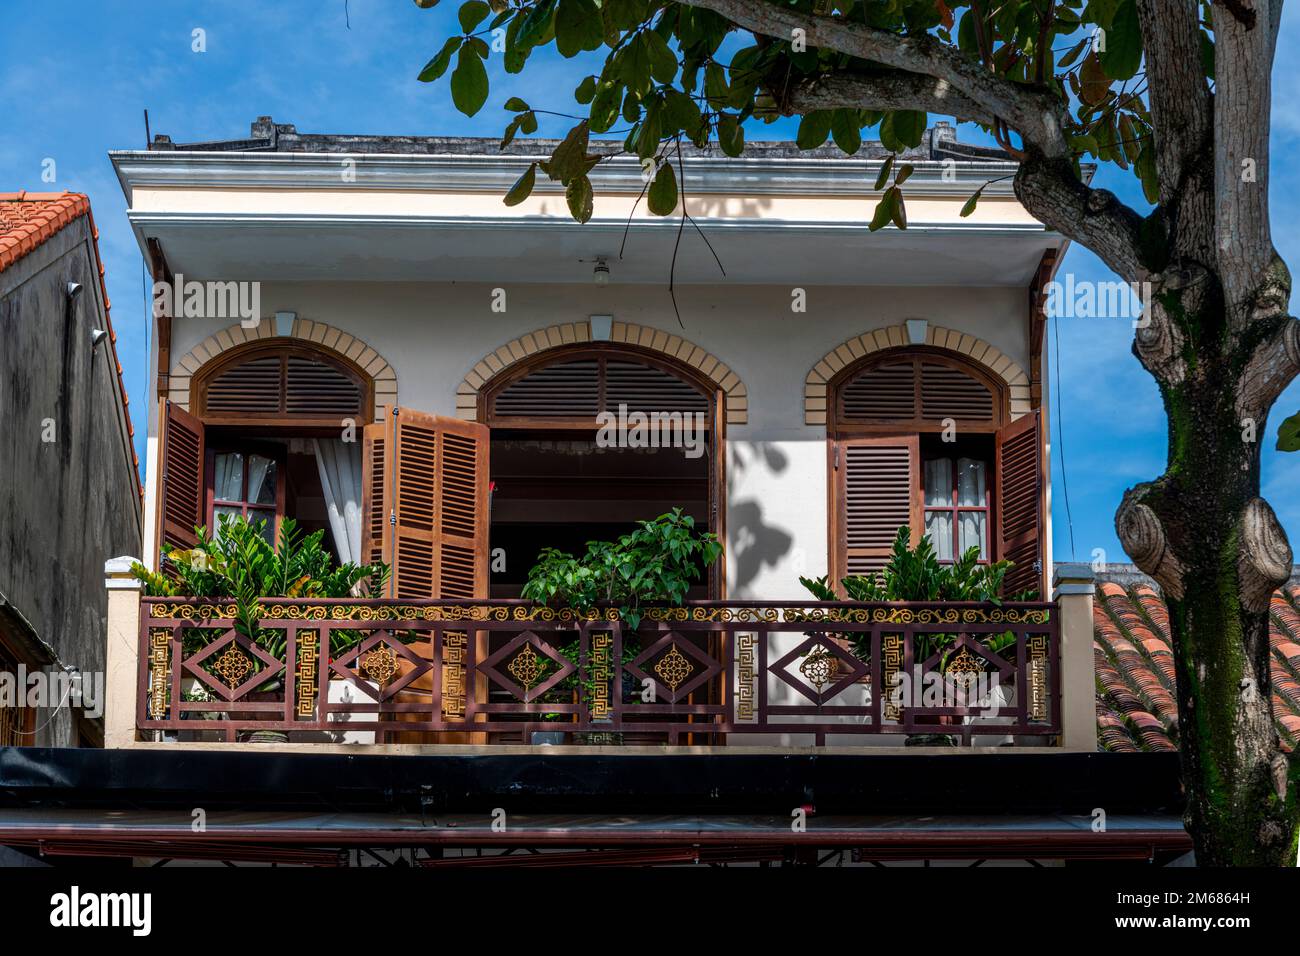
[
  {"x1": 158, "y1": 279, "x2": 1045, "y2": 600},
  {"x1": 0, "y1": 219, "x2": 142, "y2": 745}
]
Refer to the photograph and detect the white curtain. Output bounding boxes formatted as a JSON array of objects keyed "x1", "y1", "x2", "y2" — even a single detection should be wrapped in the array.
[{"x1": 313, "y1": 439, "x2": 363, "y2": 565}]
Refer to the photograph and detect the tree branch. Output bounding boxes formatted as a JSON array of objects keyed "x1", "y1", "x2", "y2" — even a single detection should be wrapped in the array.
[
  {"x1": 676, "y1": 0, "x2": 1069, "y2": 156},
  {"x1": 1014, "y1": 149, "x2": 1149, "y2": 282},
  {"x1": 1214, "y1": 0, "x2": 1283, "y2": 318},
  {"x1": 785, "y1": 70, "x2": 994, "y2": 125},
  {"x1": 1135, "y1": 0, "x2": 1214, "y2": 259}
]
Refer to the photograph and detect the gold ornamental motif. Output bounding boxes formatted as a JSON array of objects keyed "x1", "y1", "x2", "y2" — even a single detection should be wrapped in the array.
[
  {"x1": 654, "y1": 644, "x2": 694, "y2": 691},
  {"x1": 508, "y1": 643, "x2": 544, "y2": 690},
  {"x1": 361, "y1": 644, "x2": 401, "y2": 685},
  {"x1": 945, "y1": 646, "x2": 985, "y2": 688},
  {"x1": 147, "y1": 599, "x2": 1049, "y2": 627},
  {"x1": 882, "y1": 634, "x2": 903, "y2": 721},
  {"x1": 211, "y1": 644, "x2": 255, "y2": 687},
  {"x1": 1028, "y1": 634, "x2": 1048, "y2": 721},
  {"x1": 442, "y1": 631, "x2": 467, "y2": 720},
  {"x1": 589, "y1": 632, "x2": 612, "y2": 719},
  {"x1": 798, "y1": 645, "x2": 838, "y2": 691},
  {"x1": 148, "y1": 629, "x2": 170, "y2": 719},
  {"x1": 736, "y1": 634, "x2": 757, "y2": 720},
  {"x1": 295, "y1": 634, "x2": 318, "y2": 719}
]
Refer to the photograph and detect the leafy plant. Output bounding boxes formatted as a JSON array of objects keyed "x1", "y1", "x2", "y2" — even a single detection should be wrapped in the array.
[
  {"x1": 799, "y1": 527, "x2": 1034, "y2": 663},
  {"x1": 132, "y1": 514, "x2": 390, "y2": 660},
  {"x1": 521, "y1": 508, "x2": 722, "y2": 629}
]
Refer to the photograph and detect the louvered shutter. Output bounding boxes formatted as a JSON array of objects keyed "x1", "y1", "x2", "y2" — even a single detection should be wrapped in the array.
[
  {"x1": 363, "y1": 407, "x2": 489, "y2": 599},
  {"x1": 839, "y1": 361, "x2": 916, "y2": 422},
  {"x1": 159, "y1": 400, "x2": 204, "y2": 556},
  {"x1": 835, "y1": 436, "x2": 920, "y2": 581},
  {"x1": 996, "y1": 410, "x2": 1044, "y2": 597}
]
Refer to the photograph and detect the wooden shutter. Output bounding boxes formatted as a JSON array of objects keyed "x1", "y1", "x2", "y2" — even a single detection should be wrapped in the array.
[
  {"x1": 158, "y1": 400, "x2": 205, "y2": 556},
  {"x1": 834, "y1": 436, "x2": 920, "y2": 581},
  {"x1": 996, "y1": 410, "x2": 1044, "y2": 597},
  {"x1": 361, "y1": 406, "x2": 489, "y2": 599}
]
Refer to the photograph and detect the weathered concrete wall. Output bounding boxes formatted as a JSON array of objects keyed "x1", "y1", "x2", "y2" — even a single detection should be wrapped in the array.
[{"x1": 0, "y1": 218, "x2": 142, "y2": 746}]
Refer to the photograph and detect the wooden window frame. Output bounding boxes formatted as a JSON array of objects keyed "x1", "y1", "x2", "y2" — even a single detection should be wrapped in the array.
[
  {"x1": 477, "y1": 343, "x2": 727, "y2": 599},
  {"x1": 204, "y1": 441, "x2": 287, "y2": 542},
  {"x1": 920, "y1": 443, "x2": 994, "y2": 564},
  {"x1": 192, "y1": 341, "x2": 374, "y2": 428},
  {"x1": 828, "y1": 347, "x2": 1012, "y2": 582},
  {"x1": 829, "y1": 346, "x2": 1008, "y2": 435},
  {"x1": 0, "y1": 631, "x2": 36, "y2": 746}
]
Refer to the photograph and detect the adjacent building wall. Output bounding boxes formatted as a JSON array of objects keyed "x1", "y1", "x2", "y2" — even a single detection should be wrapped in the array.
[{"x1": 0, "y1": 219, "x2": 142, "y2": 745}]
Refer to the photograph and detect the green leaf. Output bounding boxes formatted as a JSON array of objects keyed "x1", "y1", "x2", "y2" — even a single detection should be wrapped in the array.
[
  {"x1": 960, "y1": 188, "x2": 983, "y2": 218},
  {"x1": 868, "y1": 189, "x2": 897, "y2": 232},
  {"x1": 1058, "y1": 37, "x2": 1090, "y2": 70},
  {"x1": 589, "y1": 81, "x2": 622, "y2": 133},
  {"x1": 830, "y1": 109, "x2": 861, "y2": 155},
  {"x1": 1277, "y1": 412, "x2": 1300, "y2": 452},
  {"x1": 547, "y1": 120, "x2": 590, "y2": 181},
  {"x1": 418, "y1": 36, "x2": 461, "y2": 82},
  {"x1": 894, "y1": 163, "x2": 914, "y2": 186},
  {"x1": 882, "y1": 110, "x2": 926, "y2": 150},
  {"x1": 555, "y1": 0, "x2": 603, "y2": 58},
  {"x1": 450, "y1": 44, "x2": 489, "y2": 116},
  {"x1": 566, "y1": 175, "x2": 594, "y2": 223},
  {"x1": 644, "y1": 28, "x2": 678, "y2": 84},
  {"x1": 873, "y1": 154, "x2": 894, "y2": 191},
  {"x1": 647, "y1": 161, "x2": 678, "y2": 216},
  {"x1": 574, "y1": 76, "x2": 597, "y2": 105},
  {"x1": 515, "y1": 0, "x2": 557, "y2": 50},
  {"x1": 458, "y1": 0, "x2": 490, "y2": 33},
  {"x1": 703, "y1": 62, "x2": 729, "y2": 108},
  {"x1": 1099, "y1": 0, "x2": 1141, "y2": 81},
  {"x1": 717, "y1": 113, "x2": 744, "y2": 157},
  {"x1": 795, "y1": 111, "x2": 831, "y2": 150},
  {"x1": 891, "y1": 188, "x2": 907, "y2": 229},
  {"x1": 503, "y1": 162, "x2": 538, "y2": 209},
  {"x1": 503, "y1": 97, "x2": 530, "y2": 112}
]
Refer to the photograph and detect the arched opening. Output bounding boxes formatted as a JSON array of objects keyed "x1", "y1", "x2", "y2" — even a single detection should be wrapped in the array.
[
  {"x1": 479, "y1": 343, "x2": 723, "y2": 599},
  {"x1": 827, "y1": 346, "x2": 1042, "y2": 596},
  {"x1": 162, "y1": 341, "x2": 375, "y2": 564}
]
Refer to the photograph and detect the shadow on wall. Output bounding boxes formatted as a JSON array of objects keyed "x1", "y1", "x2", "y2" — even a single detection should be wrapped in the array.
[{"x1": 727, "y1": 443, "x2": 794, "y2": 596}]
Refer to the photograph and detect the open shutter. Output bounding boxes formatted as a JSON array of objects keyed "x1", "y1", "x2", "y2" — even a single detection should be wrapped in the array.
[
  {"x1": 834, "y1": 436, "x2": 920, "y2": 582},
  {"x1": 996, "y1": 410, "x2": 1044, "y2": 597},
  {"x1": 362, "y1": 407, "x2": 489, "y2": 599},
  {"x1": 158, "y1": 399, "x2": 204, "y2": 557}
]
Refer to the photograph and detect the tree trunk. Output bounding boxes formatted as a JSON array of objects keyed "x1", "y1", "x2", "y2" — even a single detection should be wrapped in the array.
[{"x1": 1117, "y1": 288, "x2": 1300, "y2": 866}]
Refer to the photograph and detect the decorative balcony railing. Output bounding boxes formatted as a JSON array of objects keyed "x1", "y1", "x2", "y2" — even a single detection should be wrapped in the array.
[{"x1": 138, "y1": 598, "x2": 1060, "y2": 745}]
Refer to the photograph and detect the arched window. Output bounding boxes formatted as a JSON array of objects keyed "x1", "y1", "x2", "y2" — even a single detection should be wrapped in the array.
[
  {"x1": 828, "y1": 347, "x2": 1042, "y2": 596},
  {"x1": 193, "y1": 342, "x2": 372, "y2": 425},
  {"x1": 483, "y1": 346, "x2": 711, "y2": 425}
]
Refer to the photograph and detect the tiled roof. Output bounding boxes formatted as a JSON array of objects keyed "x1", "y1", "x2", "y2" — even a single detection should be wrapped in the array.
[
  {"x1": 0, "y1": 191, "x2": 141, "y2": 491},
  {"x1": 1095, "y1": 575, "x2": 1300, "y2": 752}
]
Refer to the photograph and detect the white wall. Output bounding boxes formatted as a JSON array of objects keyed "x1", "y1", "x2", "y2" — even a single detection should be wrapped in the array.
[{"x1": 164, "y1": 280, "x2": 1032, "y2": 597}]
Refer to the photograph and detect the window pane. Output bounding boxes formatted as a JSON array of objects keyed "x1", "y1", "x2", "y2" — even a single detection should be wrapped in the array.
[
  {"x1": 248, "y1": 456, "x2": 277, "y2": 505},
  {"x1": 958, "y1": 512, "x2": 988, "y2": 559},
  {"x1": 925, "y1": 510, "x2": 954, "y2": 562},
  {"x1": 213, "y1": 453, "x2": 244, "y2": 502},
  {"x1": 924, "y1": 458, "x2": 952, "y2": 507},
  {"x1": 957, "y1": 458, "x2": 986, "y2": 507},
  {"x1": 212, "y1": 505, "x2": 242, "y2": 534},
  {"x1": 247, "y1": 509, "x2": 276, "y2": 544}
]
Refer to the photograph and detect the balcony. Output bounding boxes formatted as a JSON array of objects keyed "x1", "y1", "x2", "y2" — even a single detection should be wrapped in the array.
[{"x1": 128, "y1": 595, "x2": 1061, "y2": 747}]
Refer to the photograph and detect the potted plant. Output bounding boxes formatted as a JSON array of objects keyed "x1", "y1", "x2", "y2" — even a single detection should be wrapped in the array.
[
  {"x1": 799, "y1": 527, "x2": 1034, "y2": 745},
  {"x1": 519, "y1": 509, "x2": 722, "y2": 745},
  {"x1": 132, "y1": 514, "x2": 389, "y2": 742}
]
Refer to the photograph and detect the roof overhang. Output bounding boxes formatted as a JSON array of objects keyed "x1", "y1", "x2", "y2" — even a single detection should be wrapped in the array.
[{"x1": 110, "y1": 150, "x2": 1064, "y2": 287}]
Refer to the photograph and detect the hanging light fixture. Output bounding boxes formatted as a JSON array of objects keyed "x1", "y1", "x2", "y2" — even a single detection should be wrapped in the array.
[{"x1": 592, "y1": 258, "x2": 610, "y2": 286}]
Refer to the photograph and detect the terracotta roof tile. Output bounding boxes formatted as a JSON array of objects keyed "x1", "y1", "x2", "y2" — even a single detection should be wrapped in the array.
[
  {"x1": 0, "y1": 191, "x2": 141, "y2": 494},
  {"x1": 1095, "y1": 579, "x2": 1300, "y2": 753}
]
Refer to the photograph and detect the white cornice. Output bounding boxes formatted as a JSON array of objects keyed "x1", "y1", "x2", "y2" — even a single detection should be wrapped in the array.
[{"x1": 110, "y1": 149, "x2": 1021, "y2": 202}]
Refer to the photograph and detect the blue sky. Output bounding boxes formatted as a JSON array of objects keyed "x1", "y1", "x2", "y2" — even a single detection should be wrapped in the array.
[{"x1": 1, "y1": 0, "x2": 1297, "y2": 566}]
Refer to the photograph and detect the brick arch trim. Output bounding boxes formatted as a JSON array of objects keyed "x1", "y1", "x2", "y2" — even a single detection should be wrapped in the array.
[
  {"x1": 167, "y1": 317, "x2": 397, "y2": 420},
  {"x1": 455, "y1": 320, "x2": 749, "y2": 425},
  {"x1": 804, "y1": 323, "x2": 1031, "y2": 426}
]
